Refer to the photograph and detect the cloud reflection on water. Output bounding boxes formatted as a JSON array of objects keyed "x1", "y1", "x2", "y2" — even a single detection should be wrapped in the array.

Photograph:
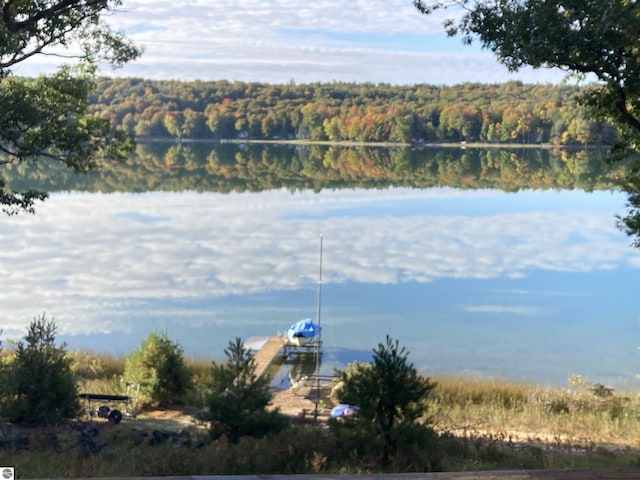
[
  {"x1": 1, "y1": 186, "x2": 638, "y2": 385},
  {"x1": 1, "y1": 188, "x2": 636, "y2": 332}
]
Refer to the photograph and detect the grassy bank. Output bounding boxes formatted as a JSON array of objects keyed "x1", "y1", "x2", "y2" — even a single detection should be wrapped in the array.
[
  {"x1": 429, "y1": 375, "x2": 640, "y2": 445},
  {"x1": 1, "y1": 352, "x2": 639, "y2": 477}
]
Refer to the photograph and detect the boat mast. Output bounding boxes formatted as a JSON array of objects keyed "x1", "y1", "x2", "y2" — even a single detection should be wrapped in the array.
[
  {"x1": 314, "y1": 234, "x2": 323, "y2": 414},
  {"x1": 316, "y1": 234, "x2": 323, "y2": 337}
]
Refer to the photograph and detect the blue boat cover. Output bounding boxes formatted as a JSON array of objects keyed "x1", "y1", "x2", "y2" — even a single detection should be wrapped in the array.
[
  {"x1": 331, "y1": 404, "x2": 359, "y2": 417},
  {"x1": 287, "y1": 318, "x2": 320, "y2": 338}
]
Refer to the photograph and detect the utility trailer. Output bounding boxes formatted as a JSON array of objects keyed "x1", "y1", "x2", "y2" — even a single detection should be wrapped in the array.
[{"x1": 79, "y1": 383, "x2": 139, "y2": 424}]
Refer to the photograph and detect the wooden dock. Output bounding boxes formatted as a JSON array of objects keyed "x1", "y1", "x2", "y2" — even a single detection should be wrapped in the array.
[{"x1": 251, "y1": 336, "x2": 285, "y2": 378}]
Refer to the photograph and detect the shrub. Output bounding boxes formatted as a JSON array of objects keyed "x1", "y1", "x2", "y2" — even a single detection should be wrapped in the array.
[
  {"x1": 0, "y1": 315, "x2": 80, "y2": 425},
  {"x1": 200, "y1": 337, "x2": 290, "y2": 443},
  {"x1": 332, "y1": 335, "x2": 438, "y2": 467},
  {"x1": 123, "y1": 330, "x2": 192, "y2": 407}
]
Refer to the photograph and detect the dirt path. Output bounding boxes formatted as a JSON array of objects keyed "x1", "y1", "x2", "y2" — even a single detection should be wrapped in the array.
[{"x1": 129, "y1": 387, "x2": 327, "y2": 432}]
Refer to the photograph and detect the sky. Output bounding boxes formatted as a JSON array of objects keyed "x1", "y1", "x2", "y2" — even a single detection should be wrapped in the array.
[{"x1": 14, "y1": 0, "x2": 570, "y2": 86}]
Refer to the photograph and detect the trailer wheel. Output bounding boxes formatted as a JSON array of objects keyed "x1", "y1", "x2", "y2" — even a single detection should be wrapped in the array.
[
  {"x1": 97, "y1": 405, "x2": 110, "y2": 418},
  {"x1": 108, "y1": 409, "x2": 123, "y2": 424}
]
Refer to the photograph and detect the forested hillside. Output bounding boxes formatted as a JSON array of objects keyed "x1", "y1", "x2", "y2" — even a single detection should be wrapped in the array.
[{"x1": 90, "y1": 79, "x2": 617, "y2": 145}]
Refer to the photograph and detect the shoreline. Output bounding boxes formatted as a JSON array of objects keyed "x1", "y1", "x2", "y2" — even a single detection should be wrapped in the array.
[{"x1": 138, "y1": 136, "x2": 611, "y2": 150}]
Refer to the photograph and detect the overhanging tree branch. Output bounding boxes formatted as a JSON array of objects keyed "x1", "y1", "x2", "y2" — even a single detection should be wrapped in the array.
[
  {"x1": 0, "y1": 0, "x2": 141, "y2": 214},
  {"x1": 414, "y1": 0, "x2": 640, "y2": 245}
]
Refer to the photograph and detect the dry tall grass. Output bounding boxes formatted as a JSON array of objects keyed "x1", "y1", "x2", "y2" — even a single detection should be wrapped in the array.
[
  {"x1": 2, "y1": 352, "x2": 640, "y2": 477},
  {"x1": 428, "y1": 376, "x2": 640, "y2": 454}
]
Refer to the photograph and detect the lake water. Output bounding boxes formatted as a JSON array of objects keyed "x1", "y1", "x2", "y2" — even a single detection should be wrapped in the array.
[{"x1": 1, "y1": 145, "x2": 639, "y2": 389}]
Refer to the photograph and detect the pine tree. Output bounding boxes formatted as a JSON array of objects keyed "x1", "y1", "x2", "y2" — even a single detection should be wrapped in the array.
[
  {"x1": 335, "y1": 335, "x2": 437, "y2": 466},
  {"x1": 202, "y1": 337, "x2": 289, "y2": 443},
  {"x1": 124, "y1": 331, "x2": 192, "y2": 407},
  {"x1": 1, "y1": 315, "x2": 80, "y2": 425}
]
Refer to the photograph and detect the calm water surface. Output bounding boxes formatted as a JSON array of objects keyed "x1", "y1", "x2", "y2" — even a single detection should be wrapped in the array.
[{"x1": 1, "y1": 183, "x2": 639, "y2": 388}]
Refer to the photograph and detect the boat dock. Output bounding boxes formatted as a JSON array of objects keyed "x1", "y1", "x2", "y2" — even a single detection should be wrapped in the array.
[
  {"x1": 247, "y1": 335, "x2": 323, "y2": 379},
  {"x1": 283, "y1": 338, "x2": 322, "y2": 357},
  {"x1": 247, "y1": 336, "x2": 286, "y2": 378}
]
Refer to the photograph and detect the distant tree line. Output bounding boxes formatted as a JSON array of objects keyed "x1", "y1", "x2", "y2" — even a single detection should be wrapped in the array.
[{"x1": 89, "y1": 79, "x2": 617, "y2": 145}]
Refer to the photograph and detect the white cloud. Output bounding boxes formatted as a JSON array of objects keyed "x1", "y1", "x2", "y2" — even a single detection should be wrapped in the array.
[
  {"x1": 1, "y1": 187, "x2": 638, "y2": 339},
  {"x1": 12, "y1": 0, "x2": 568, "y2": 85}
]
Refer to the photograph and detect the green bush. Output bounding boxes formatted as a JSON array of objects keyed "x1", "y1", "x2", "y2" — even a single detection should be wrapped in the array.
[
  {"x1": 0, "y1": 315, "x2": 80, "y2": 425},
  {"x1": 332, "y1": 335, "x2": 438, "y2": 468},
  {"x1": 123, "y1": 330, "x2": 192, "y2": 407}
]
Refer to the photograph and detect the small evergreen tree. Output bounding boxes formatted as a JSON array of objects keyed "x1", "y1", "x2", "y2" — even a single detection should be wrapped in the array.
[
  {"x1": 202, "y1": 337, "x2": 289, "y2": 443},
  {"x1": 333, "y1": 335, "x2": 437, "y2": 467},
  {"x1": 124, "y1": 330, "x2": 192, "y2": 407},
  {"x1": 1, "y1": 315, "x2": 80, "y2": 425}
]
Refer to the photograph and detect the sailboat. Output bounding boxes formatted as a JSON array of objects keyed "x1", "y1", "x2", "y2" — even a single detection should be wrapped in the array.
[
  {"x1": 285, "y1": 236, "x2": 323, "y2": 348},
  {"x1": 286, "y1": 317, "x2": 321, "y2": 347}
]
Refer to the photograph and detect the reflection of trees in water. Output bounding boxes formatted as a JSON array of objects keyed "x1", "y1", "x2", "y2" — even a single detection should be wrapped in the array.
[
  {"x1": 616, "y1": 158, "x2": 640, "y2": 248},
  {"x1": 1, "y1": 143, "x2": 625, "y2": 194}
]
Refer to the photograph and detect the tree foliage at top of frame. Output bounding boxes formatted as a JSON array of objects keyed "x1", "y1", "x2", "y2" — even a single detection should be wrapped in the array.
[
  {"x1": 0, "y1": 0, "x2": 141, "y2": 215},
  {"x1": 414, "y1": 0, "x2": 640, "y2": 244},
  {"x1": 414, "y1": 1, "x2": 640, "y2": 146}
]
